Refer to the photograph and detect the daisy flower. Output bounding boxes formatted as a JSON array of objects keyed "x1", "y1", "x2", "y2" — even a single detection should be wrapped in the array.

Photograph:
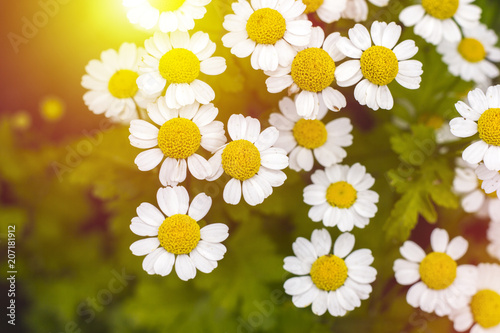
[
  {"x1": 82, "y1": 42, "x2": 154, "y2": 123},
  {"x1": 123, "y1": 0, "x2": 210, "y2": 32},
  {"x1": 303, "y1": 163, "x2": 379, "y2": 232},
  {"x1": 207, "y1": 114, "x2": 288, "y2": 206},
  {"x1": 341, "y1": 0, "x2": 389, "y2": 22},
  {"x1": 269, "y1": 96, "x2": 353, "y2": 172},
  {"x1": 449, "y1": 85, "x2": 500, "y2": 171},
  {"x1": 449, "y1": 263, "x2": 500, "y2": 332},
  {"x1": 137, "y1": 31, "x2": 226, "y2": 109},
  {"x1": 335, "y1": 21, "x2": 423, "y2": 111},
  {"x1": 283, "y1": 230, "x2": 377, "y2": 316},
  {"x1": 393, "y1": 228, "x2": 477, "y2": 316},
  {"x1": 399, "y1": 0, "x2": 481, "y2": 45},
  {"x1": 300, "y1": 0, "x2": 347, "y2": 24},
  {"x1": 487, "y1": 221, "x2": 500, "y2": 261},
  {"x1": 221, "y1": 0, "x2": 312, "y2": 71},
  {"x1": 476, "y1": 163, "x2": 500, "y2": 199},
  {"x1": 437, "y1": 24, "x2": 500, "y2": 85},
  {"x1": 265, "y1": 27, "x2": 347, "y2": 119},
  {"x1": 129, "y1": 97, "x2": 226, "y2": 186},
  {"x1": 453, "y1": 159, "x2": 500, "y2": 221},
  {"x1": 130, "y1": 186, "x2": 229, "y2": 281}
]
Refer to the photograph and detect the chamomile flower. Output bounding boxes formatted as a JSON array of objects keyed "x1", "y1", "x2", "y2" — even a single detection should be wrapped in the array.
[
  {"x1": 129, "y1": 97, "x2": 226, "y2": 186},
  {"x1": 393, "y1": 228, "x2": 477, "y2": 316},
  {"x1": 335, "y1": 21, "x2": 423, "y2": 111},
  {"x1": 207, "y1": 114, "x2": 288, "y2": 206},
  {"x1": 130, "y1": 186, "x2": 229, "y2": 281},
  {"x1": 449, "y1": 263, "x2": 500, "y2": 332},
  {"x1": 303, "y1": 163, "x2": 379, "y2": 232},
  {"x1": 269, "y1": 96, "x2": 353, "y2": 172},
  {"x1": 399, "y1": 0, "x2": 481, "y2": 45},
  {"x1": 449, "y1": 85, "x2": 500, "y2": 171},
  {"x1": 283, "y1": 230, "x2": 377, "y2": 316},
  {"x1": 476, "y1": 163, "x2": 500, "y2": 199},
  {"x1": 453, "y1": 159, "x2": 500, "y2": 221},
  {"x1": 137, "y1": 31, "x2": 226, "y2": 109},
  {"x1": 437, "y1": 24, "x2": 500, "y2": 85},
  {"x1": 123, "y1": 0, "x2": 210, "y2": 32},
  {"x1": 341, "y1": 0, "x2": 389, "y2": 22},
  {"x1": 300, "y1": 0, "x2": 347, "y2": 24},
  {"x1": 221, "y1": 0, "x2": 312, "y2": 71},
  {"x1": 265, "y1": 27, "x2": 346, "y2": 119},
  {"x1": 82, "y1": 43, "x2": 154, "y2": 123},
  {"x1": 487, "y1": 221, "x2": 500, "y2": 261}
]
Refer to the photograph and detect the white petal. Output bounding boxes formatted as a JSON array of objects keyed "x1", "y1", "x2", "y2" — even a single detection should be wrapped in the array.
[
  {"x1": 400, "y1": 241, "x2": 426, "y2": 262},
  {"x1": 135, "y1": 148, "x2": 164, "y2": 171},
  {"x1": 446, "y1": 236, "x2": 468, "y2": 260},
  {"x1": 136, "y1": 202, "x2": 164, "y2": 227},
  {"x1": 223, "y1": 178, "x2": 242, "y2": 205},
  {"x1": 430, "y1": 228, "x2": 449, "y2": 252},
  {"x1": 200, "y1": 223, "x2": 229, "y2": 243},
  {"x1": 188, "y1": 193, "x2": 212, "y2": 221},
  {"x1": 195, "y1": 240, "x2": 227, "y2": 261},
  {"x1": 154, "y1": 251, "x2": 175, "y2": 276}
]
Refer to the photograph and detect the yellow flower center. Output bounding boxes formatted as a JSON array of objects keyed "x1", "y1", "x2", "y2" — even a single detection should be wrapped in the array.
[
  {"x1": 108, "y1": 69, "x2": 139, "y2": 99},
  {"x1": 471, "y1": 289, "x2": 500, "y2": 328},
  {"x1": 159, "y1": 48, "x2": 200, "y2": 84},
  {"x1": 148, "y1": 0, "x2": 185, "y2": 12},
  {"x1": 246, "y1": 8, "x2": 286, "y2": 45},
  {"x1": 419, "y1": 252, "x2": 457, "y2": 290},
  {"x1": 478, "y1": 108, "x2": 500, "y2": 146},
  {"x1": 458, "y1": 38, "x2": 487, "y2": 63},
  {"x1": 291, "y1": 48, "x2": 336, "y2": 92},
  {"x1": 221, "y1": 139, "x2": 261, "y2": 181},
  {"x1": 292, "y1": 119, "x2": 328, "y2": 149},
  {"x1": 326, "y1": 181, "x2": 357, "y2": 208},
  {"x1": 421, "y1": 0, "x2": 459, "y2": 19},
  {"x1": 360, "y1": 46, "x2": 399, "y2": 86},
  {"x1": 302, "y1": 0, "x2": 325, "y2": 13},
  {"x1": 157, "y1": 118, "x2": 201, "y2": 159},
  {"x1": 158, "y1": 214, "x2": 200, "y2": 254},
  {"x1": 310, "y1": 255, "x2": 348, "y2": 291}
]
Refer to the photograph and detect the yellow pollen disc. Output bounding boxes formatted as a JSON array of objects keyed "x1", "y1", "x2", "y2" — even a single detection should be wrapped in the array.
[
  {"x1": 458, "y1": 38, "x2": 486, "y2": 63},
  {"x1": 293, "y1": 119, "x2": 328, "y2": 149},
  {"x1": 158, "y1": 214, "x2": 200, "y2": 254},
  {"x1": 159, "y1": 48, "x2": 200, "y2": 84},
  {"x1": 326, "y1": 181, "x2": 357, "y2": 208},
  {"x1": 310, "y1": 255, "x2": 348, "y2": 291},
  {"x1": 291, "y1": 48, "x2": 336, "y2": 92},
  {"x1": 470, "y1": 289, "x2": 500, "y2": 328},
  {"x1": 148, "y1": 0, "x2": 185, "y2": 12},
  {"x1": 108, "y1": 70, "x2": 139, "y2": 99},
  {"x1": 221, "y1": 139, "x2": 261, "y2": 181},
  {"x1": 246, "y1": 8, "x2": 286, "y2": 45},
  {"x1": 360, "y1": 46, "x2": 399, "y2": 86},
  {"x1": 421, "y1": 0, "x2": 459, "y2": 19},
  {"x1": 157, "y1": 118, "x2": 201, "y2": 159},
  {"x1": 419, "y1": 252, "x2": 457, "y2": 290},
  {"x1": 478, "y1": 108, "x2": 500, "y2": 146},
  {"x1": 302, "y1": 0, "x2": 325, "y2": 13}
]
